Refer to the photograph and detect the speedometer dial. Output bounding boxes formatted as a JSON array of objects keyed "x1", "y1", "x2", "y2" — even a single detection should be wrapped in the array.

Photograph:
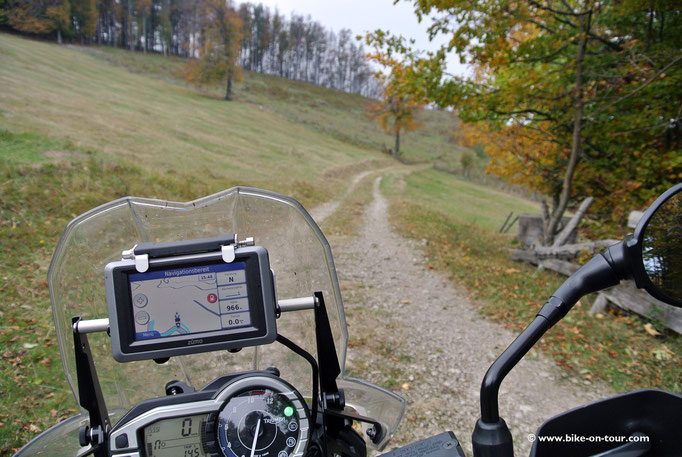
[{"x1": 217, "y1": 387, "x2": 308, "y2": 457}]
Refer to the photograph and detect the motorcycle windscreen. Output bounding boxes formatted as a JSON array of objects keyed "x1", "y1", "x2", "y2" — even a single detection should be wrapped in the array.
[
  {"x1": 339, "y1": 378, "x2": 406, "y2": 451},
  {"x1": 42, "y1": 187, "x2": 403, "y2": 452},
  {"x1": 13, "y1": 415, "x2": 84, "y2": 457}
]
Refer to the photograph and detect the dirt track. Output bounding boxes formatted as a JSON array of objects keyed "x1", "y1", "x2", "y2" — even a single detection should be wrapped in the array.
[{"x1": 315, "y1": 174, "x2": 610, "y2": 456}]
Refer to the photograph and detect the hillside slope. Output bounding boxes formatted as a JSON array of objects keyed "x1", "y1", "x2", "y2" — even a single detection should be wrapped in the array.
[
  {"x1": 0, "y1": 33, "x2": 470, "y2": 199},
  {"x1": 1, "y1": 33, "x2": 393, "y2": 204}
]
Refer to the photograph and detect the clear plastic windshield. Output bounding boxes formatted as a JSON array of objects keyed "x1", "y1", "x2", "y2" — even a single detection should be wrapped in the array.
[{"x1": 21, "y1": 187, "x2": 403, "y2": 456}]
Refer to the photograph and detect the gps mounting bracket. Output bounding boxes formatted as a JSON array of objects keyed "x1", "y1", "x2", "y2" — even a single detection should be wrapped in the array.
[
  {"x1": 120, "y1": 234, "x2": 256, "y2": 272},
  {"x1": 72, "y1": 316, "x2": 110, "y2": 457}
]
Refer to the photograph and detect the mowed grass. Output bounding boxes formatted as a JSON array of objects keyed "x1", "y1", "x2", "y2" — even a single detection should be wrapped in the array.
[
  {"x1": 0, "y1": 33, "x2": 385, "y2": 205},
  {"x1": 383, "y1": 168, "x2": 682, "y2": 396},
  {"x1": 387, "y1": 167, "x2": 540, "y2": 232},
  {"x1": 56, "y1": 43, "x2": 470, "y2": 170}
]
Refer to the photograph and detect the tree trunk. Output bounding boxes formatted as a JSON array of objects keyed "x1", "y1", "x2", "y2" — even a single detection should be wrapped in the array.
[
  {"x1": 225, "y1": 75, "x2": 233, "y2": 100},
  {"x1": 142, "y1": 11, "x2": 147, "y2": 53},
  {"x1": 543, "y1": 8, "x2": 591, "y2": 246},
  {"x1": 128, "y1": 0, "x2": 134, "y2": 51},
  {"x1": 57, "y1": 29, "x2": 62, "y2": 44},
  {"x1": 394, "y1": 130, "x2": 400, "y2": 158},
  {"x1": 552, "y1": 196, "x2": 593, "y2": 247}
]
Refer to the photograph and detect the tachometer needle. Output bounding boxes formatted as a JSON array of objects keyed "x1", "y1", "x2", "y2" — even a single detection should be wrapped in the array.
[{"x1": 250, "y1": 418, "x2": 261, "y2": 457}]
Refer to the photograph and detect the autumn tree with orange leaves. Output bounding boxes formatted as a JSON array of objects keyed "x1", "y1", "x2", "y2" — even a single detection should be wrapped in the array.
[
  {"x1": 185, "y1": 0, "x2": 242, "y2": 100},
  {"x1": 366, "y1": 54, "x2": 423, "y2": 159},
  {"x1": 3, "y1": 0, "x2": 71, "y2": 42}
]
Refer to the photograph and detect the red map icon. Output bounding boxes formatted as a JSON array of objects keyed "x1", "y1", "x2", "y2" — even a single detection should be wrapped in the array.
[{"x1": 207, "y1": 293, "x2": 218, "y2": 303}]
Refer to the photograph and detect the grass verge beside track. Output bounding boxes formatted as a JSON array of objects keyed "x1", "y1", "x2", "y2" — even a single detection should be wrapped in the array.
[{"x1": 384, "y1": 168, "x2": 682, "y2": 395}]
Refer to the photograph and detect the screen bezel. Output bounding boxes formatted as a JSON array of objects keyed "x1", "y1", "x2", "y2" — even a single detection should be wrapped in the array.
[{"x1": 106, "y1": 247, "x2": 276, "y2": 362}]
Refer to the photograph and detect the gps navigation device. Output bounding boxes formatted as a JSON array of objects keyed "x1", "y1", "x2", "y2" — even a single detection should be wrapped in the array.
[{"x1": 104, "y1": 236, "x2": 277, "y2": 362}]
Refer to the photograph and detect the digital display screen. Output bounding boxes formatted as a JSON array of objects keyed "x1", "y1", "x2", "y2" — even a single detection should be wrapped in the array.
[
  {"x1": 129, "y1": 262, "x2": 251, "y2": 342},
  {"x1": 144, "y1": 414, "x2": 209, "y2": 457}
]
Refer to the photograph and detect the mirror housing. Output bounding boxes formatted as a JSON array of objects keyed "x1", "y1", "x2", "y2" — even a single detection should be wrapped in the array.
[{"x1": 627, "y1": 182, "x2": 682, "y2": 307}]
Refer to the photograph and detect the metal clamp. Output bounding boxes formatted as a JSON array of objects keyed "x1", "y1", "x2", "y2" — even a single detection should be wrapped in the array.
[
  {"x1": 121, "y1": 245, "x2": 148, "y2": 273},
  {"x1": 221, "y1": 236, "x2": 253, "y2": 263},
  {"x1": 236, "y1": 237, "x2": 255, "y2": 248},
  {"x1": 221, "y1": 244, "x2": 235, "y2": 263}
]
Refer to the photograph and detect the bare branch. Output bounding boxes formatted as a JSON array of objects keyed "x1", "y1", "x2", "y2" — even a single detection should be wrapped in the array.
[
  {"x1": 552, "y1": 196, "x2": 593, "y2": 247},
  {"x1": 609, "y1": 118, "x2": 680, "y2": 136},
  {"x1": 590, "y1": 55, "x2": 682, "y2": 117},
  {"x1": 491, "y1": 108, "x2": 557, "y2": 121},
  {"x1": 528, "y1": 0, "x2": 580, "y2": 18}
]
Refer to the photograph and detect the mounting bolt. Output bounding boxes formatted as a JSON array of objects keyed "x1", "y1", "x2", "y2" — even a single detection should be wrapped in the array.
[
  {"x1": 80, "y1": 426, "x2": 104, "y2": 447},
  {"x1": 366, "y1": 427, "x2": 376, "y2": 440},
  {"x1": 443, "y1": 440, "x2": 456, "y2": 449},
  {"x1": 79, "y1": 426, "x2": 90, "y2": 447}
]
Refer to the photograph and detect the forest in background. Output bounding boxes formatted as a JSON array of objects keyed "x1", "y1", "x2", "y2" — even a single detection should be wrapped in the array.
[{"x1": 0, "y1": 0, "x2": 382, "y2": 97}]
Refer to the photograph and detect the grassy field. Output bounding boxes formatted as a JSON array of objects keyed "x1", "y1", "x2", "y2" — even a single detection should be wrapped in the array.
[
  {"x1": 1, "y1": 32, "x2": 679, "y2": 455},
  {"x1": 63, "y1": 43, "x2": 474, "y2": 172},
  {"x1": 0, "y1": 34, "x2": 385, "y2": 203}
]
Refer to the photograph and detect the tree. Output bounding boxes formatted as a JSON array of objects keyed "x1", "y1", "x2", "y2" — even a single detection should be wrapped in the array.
[
  {"x1": 5, "y1": 0, "x2": 70, "y2": 40},
  {"x1": 47, "y1": 0, "x2": 70, "y2": 43},
  {"x1": 73, "y1": 0, "x2": 97, "y2": 42},
  {"x1": 250, "y1": 3, "x2": 268, "y2": 72},
  {"x1": 367, "y1": 61, "x2": 422, "y2": 159},
  {"x1": 237, "y1": 3, "x2": 251, "y2": 68},
  {"x1": 185, "y1": 0, "x2": 241, "y2": 100},
  {"x1": 366, "y1": 1, "x2": 682, "y2": 244},
  {"x1": 136, "y1": 0, "x2": 151, "y2": 51},
  {"x1": 460, "y1": 150, "x2": 474, "y2": 177},
  {"x1": 158, "y1": 0, "x2": 172, "y2": 55},
  {"x1": 368, "y1": 92, "x2": 421, "y2": 159}
]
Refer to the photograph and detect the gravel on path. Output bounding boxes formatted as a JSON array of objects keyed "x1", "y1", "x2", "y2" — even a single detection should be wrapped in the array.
[
  {"x1": 309, "y1": 170, "x2": 375, "y2": 224},
  {"x1": 325, "y1": 176, "x2": 610, "y2": 456}
]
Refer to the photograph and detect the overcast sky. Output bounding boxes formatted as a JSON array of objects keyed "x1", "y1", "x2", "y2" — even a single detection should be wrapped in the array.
[{"x1": 253, "y1": 0, "x2": 469, "y2": 77}]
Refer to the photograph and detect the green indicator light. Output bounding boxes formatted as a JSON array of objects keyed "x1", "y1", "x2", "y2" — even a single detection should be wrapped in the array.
[{"x1": 284, "y1": 406, "x2": 294, "y2": 417}]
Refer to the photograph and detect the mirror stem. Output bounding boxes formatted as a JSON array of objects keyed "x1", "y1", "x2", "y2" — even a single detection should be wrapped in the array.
[{"x1": 479, "y1": 316, "x2": 552, "y2": 424}]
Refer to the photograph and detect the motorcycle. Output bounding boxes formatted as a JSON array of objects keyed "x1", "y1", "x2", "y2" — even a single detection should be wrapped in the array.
[{"x1": 13, "y1": 183, "x2": 682, "y2": 457}]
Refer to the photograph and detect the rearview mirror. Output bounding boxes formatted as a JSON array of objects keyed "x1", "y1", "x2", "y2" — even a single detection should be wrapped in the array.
[{"x1": 630, "y1": 183, "x2": 682, "y2": 307}]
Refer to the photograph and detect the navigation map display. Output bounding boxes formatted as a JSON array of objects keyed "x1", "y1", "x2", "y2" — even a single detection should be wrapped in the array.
[{"x1": 129, "y1": 262, "x2": 251, "y2": 341}]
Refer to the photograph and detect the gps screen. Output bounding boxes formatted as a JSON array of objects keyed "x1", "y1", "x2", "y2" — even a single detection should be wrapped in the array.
[{"x1": 129, "y1": 262, "x2": 251, "y2": 341}]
